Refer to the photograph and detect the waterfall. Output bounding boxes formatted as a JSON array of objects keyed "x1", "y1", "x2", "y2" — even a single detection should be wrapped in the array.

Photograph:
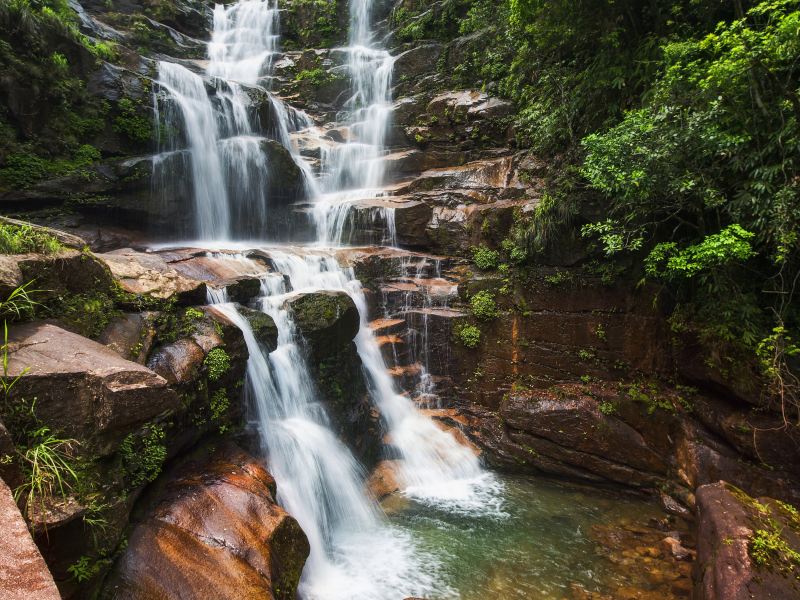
[{"x1": 154, "y1": 0, "x2": 502, "y2": 595}]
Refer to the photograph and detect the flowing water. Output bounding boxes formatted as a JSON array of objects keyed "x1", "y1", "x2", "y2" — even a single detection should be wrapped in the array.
[{"x1": 152, "y1": 0, "x2": 676, "y2": 598}]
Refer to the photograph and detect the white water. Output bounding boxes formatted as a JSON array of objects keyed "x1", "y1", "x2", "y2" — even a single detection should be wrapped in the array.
[{"x1": 156, "y1": 0, "x2": 503, "y2": 596}]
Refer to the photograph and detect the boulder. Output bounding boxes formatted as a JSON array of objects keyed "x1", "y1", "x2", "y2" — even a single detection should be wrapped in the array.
[
  {"x1": 1, "y1": 249, "x2": 115, "y2": 304},
  {"x1": 102, "y1": 444, "x2": 310, "y2": 600},
  {"x1": 99, "y1": 249, "x2": 207, "y2": 305},
  {"x1": 6, "y1": 322, "x2": 178, "y2": 455},
  {"x1": 0, "y1": 478, "x2": 61, "y2": 600},
  {"x1": 98, "y1": 311, "x2": 159, "y2": 364},
  {"x1": 239, "y1": 306, "x2": 280, "y2": 351},
  {"x1": 695, "y1": 482, "x2": 800, "y2": 600},
  {"x1": 492, "y1": 392, "x2": 669, "y2": 486},
  {"x1": 286, "y1": 291, "x2": 360, "y2": 350}
]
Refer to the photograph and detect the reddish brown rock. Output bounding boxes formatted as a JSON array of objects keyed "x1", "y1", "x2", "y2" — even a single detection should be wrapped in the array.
[
  {"x1": 695, "y1": 482, "x2": 800, "y2": 600},
  {"x1": 6, "y1": 322, "x2": 178, "y2": 454},
  {"x1": 0, "y1": 478, "x2": 61, "y2": 600},
  {"x1": 103, "y1": 444, "x2": 309, "y2": 600},
  {"x1": 367, "y1": 459, "x2": 402, "y2": 500}
]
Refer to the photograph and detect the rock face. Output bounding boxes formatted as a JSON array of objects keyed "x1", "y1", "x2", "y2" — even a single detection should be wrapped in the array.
[
  {"x1": 103, "y1": 444, "x2": 310, "y2": 600},
  {"x1": 0, "y1": 478, "x2": 61, "y2": 600},
  {"x1": 695, "y1": 482, "x2": 800, "y2": 599},
  {"x1": 6, "y1": 322, "x2": 178, "y2": 454}
]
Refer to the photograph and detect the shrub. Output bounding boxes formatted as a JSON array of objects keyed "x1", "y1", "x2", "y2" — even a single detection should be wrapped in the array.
[
  {"x1": 458, "y1": 324, "x2": 481, "y2": 348},
  {"x1": 471, "y1": 245, "x2": 500, "y2": 270},
  {"x1": 120, "y1": 424, "x2": 166, "y2": 489},
  {"x1": 470, "y1": 290, "x2": 498, "y2": 320}
]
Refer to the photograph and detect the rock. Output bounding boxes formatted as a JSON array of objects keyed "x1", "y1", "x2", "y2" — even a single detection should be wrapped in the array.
[
  {"x1": 0, "y1": 478, "x2": 61, "y2": 600},
  {"x1": 393, "y1": 43, "x2": 443, "y2": 81},
  {"x1": 0, "y1": 216, "x2": 88, "y2": 249},
  {"x1": 660, "y1": 536, "x2": 692, "y2": 561},
  {"x1": 6, "y1": 322, "x2": 179, "y2": 455},
  {"x1": 367, "y1": 459, "x2": 402, "y2": 500},
  {"x1": 4, "y1": 249, "x2": 115, "y2": 305},
  {"x1": 98, "y1": 312, "x2": 159, "y2": 364},
  {"x1": 102, "y1": 444, "x2": 310, "y2": 600},
  {"x1": 239, "y1": 306, "x2": 280, "y2": 351},
  {"x1": 494, "y1": 392, "x2": 668, "y2": 486},
  {"x1": 695, "y1": 482, "x2": 800, "y2": 600},
  {"x1": 394, "y1": 200, "x2": 434, "y2": 247},
  {"x1": 287, "y1": 291, "x2": 360, "y2": 350},
  {"x1": 99, "y1": 249, "x2": 207, "y2": 305}
]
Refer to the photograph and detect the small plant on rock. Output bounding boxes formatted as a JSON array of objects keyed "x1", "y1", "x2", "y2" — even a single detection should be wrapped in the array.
[
  {"x1": 458, "y1": 324, "x2": 481, "y2": 348},
  {"x1": 470, "y1": 290, "x2": 498, "y2": 320},
  {"x1": 204, "y1": 347, "x2": 230, "y2": 381}
]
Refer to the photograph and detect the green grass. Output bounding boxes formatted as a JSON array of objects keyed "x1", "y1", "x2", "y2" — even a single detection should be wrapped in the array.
[
  {"x1": 0, "y1": 223, "x2": 63, "y2": 255},
  {"x1": 14, "y1": 425, "x2": 80, "y2": 523}
]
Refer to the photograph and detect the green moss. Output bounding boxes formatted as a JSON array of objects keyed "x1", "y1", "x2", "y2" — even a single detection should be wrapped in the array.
[
  {"x1": 54, "y1": 291, "x2": 118, "y2": 338},
  {"x1": 119, "y1": 423, "x2": 167, "y2": 489},
  {"x1": 204, "y1": 348, "x2": 230, "y2": 382},
  {"x1": 0, "y1": 223, "x2": 63, "y2": 254}
]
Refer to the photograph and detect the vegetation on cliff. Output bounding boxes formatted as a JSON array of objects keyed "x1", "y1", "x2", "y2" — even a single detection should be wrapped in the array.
[{"x1": 398, "y1": 0, "x2": 799, "y2": 417}]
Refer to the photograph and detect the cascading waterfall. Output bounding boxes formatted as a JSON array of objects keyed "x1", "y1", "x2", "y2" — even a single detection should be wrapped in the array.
[
  {"x1": 311, "y1": 0, "x2": 396, "y2": 246},
  {"x1": 155, "y1": 0, "x2": 503, "y2": 596}
]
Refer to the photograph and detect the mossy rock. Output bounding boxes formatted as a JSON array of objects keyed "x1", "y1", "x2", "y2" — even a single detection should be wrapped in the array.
[
  {"x1": 239, "y1": 306, "x2": 279, "y2": 351},
  {"x1": 286, "y1": 291, "x2": 359, "y2": 353}
]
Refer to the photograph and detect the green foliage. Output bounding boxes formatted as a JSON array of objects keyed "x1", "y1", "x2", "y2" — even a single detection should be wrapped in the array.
[
  {"x1": 750, "y1": 525, "x2": 800, "y2": 571},
  {"x1": 645, "y1": 225, "x2": 755, "y2": 279},
  {"x1": 119, "y1": 424, "x2": 166, "y2": 489},
  {"x1": 204, "y1": 347, "x2": 230, "y2": 382},
  {"x1": 113, "y1": 98, "x2": 153, "y2": 143},
  {"x1": 55, "y1": 291, "x2": 117, "y2": 339},
  {"x1": 67, "y1": 555, "x2": 110, "y2": 583},
  {"x1": 0, "y1": 223, "x2": 62, "y2": 254},
  {"x1": 209, "y1": 388, "x2": 230, "y2": 433},
  {"x1": 295, "y1": 68, "x2": 339, "y2": 87},
  {"x1": 471, "y1": 245, "x2": 500, "y2": 270},
  {"x1": 470, "y1": 290, "x2": 498, "y2": 320},
  {"x1": 457, "y1": 324, "x2": 481, "y2": 348},
  {"x1": 598, "y1": 401, "x2": 616, "y2": 415}
]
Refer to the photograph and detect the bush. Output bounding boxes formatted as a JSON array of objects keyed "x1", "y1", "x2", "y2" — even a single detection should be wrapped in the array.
[
  {"x1": 457, "y1": 324, "x2": 481, "y2": 348},
  {"x1": 470, "y1": 290, "x2": 498, "y2": 320},
  {"x1": 471, "y1": 245, "x2": 500, "y2": 270}
]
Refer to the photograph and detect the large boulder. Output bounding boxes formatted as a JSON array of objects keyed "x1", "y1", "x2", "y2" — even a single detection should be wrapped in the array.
[
  {"x1": 0, "y1": 478, "x2": 61, "y2": 600},
  {"x1": 99, "y1": 249, "x2": 207, "y2": 305},
  {"x1": 286, "y1": 291, "x2": 360, "y2": 350},
  {"x1": 695, "y1": 482, "x2": 800, "y2": 600},
  {"x1": 102, "y1": 444, "x2": 310, "y2": 600},
  {"x1": 6, "y1": 322, "x2": 178, "y2": 455}
]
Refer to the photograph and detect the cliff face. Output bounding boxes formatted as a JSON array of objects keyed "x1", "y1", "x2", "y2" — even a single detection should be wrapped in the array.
[{"x1": 1, "y1": 0, "x2": 799, "y2": 598}]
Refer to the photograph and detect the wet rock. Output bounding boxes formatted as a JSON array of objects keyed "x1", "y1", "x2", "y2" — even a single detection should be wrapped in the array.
[
  {"x1": 287, "y1": 291, "x2": 360, "y2": 349},
  {"x1": 99, "y1": 248, "x2": 207, "y2": 305},
  {"x1": 661, "y1": 536, "x2": 692, "y2": 561},
  {"x1": 393, "y1": 43, "x2": 443, "y2": 81},
  {"x1": 6, "y1": 322, "x2": 178, "y2": 455},
  {"x1": 102, "y1": 443, "x2": 310, "y2": 600},
  {"x1": 695, "y1": 482, "x2": 800, "y2": 600},
  {"x1": 0, "y1": 478, "x2": 61, "y2": 600},
  {"x1": 239, "y1": 306, "x2": 280, "y2": 351},
  {"x1": 367, "y1": 459, "x2": 402, "y2": 500}
]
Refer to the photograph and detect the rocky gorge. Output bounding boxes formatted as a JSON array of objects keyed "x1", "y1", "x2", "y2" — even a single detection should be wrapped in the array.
[{"x1": 1, "y1": 0, "x2": 799, "y2": 599}]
